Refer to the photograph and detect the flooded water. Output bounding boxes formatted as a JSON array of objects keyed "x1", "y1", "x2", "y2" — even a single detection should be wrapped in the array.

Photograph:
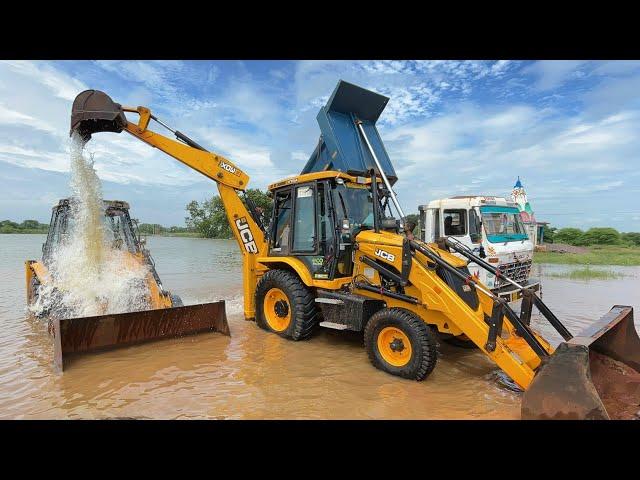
[{"x1": 1, "y1": 233, "x2": 639, "y2": 419}]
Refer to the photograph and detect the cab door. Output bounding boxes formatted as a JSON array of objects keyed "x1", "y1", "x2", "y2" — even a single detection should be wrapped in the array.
[
  {"x1": 421, "y1": 207, "x2": 440, "y2": 242},
  {"x1": 269, "y1": 187, "x2": 293, "y2": 256},
  {"x1": 269, "y1": 181, "x2": 336, "y2": 280}
]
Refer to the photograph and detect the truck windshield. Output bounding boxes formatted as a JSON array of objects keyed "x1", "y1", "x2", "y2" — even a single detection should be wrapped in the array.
[
  {"x1": 333, "y1": 182, "x2": 374, "y2": 234},
  {"x1": 480, "y1": 206, "x2": 528, "y2": 242}
]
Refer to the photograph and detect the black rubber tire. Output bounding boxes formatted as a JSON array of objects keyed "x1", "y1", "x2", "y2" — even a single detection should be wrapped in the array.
[
  {"x1": 255, "y1": 269, "x2": 318, "y2": 340},
  {"x1": 170, "y1": 293, "x2": 184, "y2": 307},
  {"x1": 443, "y1": 335, "x2": 477, "y2": 349},
  {"x1": 364, "y1": 308, "x2": 438, "y2": 381}
]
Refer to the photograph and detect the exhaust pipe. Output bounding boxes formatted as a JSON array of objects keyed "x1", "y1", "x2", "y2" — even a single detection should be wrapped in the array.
[
  {"x1": 522, "y1": 306, "x2": 640, "y2": 420},
  {"x1": 51, "y1": 301, "x2": 230, "y2": 372}
]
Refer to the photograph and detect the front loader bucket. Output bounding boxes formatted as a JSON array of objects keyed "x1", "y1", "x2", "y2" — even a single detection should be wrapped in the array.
[
  {"x1": 522, "y1": 306, "x2": 640, "y2": 420},
  {"x1": 51, "y1": 301, "x2": 229, "y2": 372},
  {"x1": 70, "y1": 89, "x2": 127, "y2": 141}
]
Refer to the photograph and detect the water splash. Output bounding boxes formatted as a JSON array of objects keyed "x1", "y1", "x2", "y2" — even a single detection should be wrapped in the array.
[{"x1": 29, "y1": 134, "x2": 152, "y2": 318}]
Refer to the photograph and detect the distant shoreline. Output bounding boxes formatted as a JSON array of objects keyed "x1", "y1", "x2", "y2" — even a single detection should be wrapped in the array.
[
  {"x1": 5, "y1": 232, "x2": 638, "y2": 265},
  {"x1": 0, "y1": 229, "x2": 49, "y2": 234},
  {"x1": 141, "y1": 232, "x2": 203, "y2": 238},
  {"x1": 0, "y1": 231, "x2": 203, "y2": 238},
  {"x1": 534, "y1": 244, "x2": 640, "y2": 266}
]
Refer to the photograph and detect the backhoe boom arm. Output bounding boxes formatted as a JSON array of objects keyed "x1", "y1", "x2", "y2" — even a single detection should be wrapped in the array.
[
  {"x1": 121, "y1": 106, "x2": 249, "y2": 191},
  {"x1": 70, "y1": 90, "x2": 267, "y2": 319}
]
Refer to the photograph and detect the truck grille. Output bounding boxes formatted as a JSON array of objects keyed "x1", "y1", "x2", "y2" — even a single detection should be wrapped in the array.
[{"x1": 496, "y1": 259, "x2": 532, "y2": 287}]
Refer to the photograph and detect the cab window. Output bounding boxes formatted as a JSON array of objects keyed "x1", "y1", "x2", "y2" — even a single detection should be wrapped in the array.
[
  {"x1": 292, "y1": 185, "x2": 316, "y2": 252},
  {"x1": 469, "y1": 208, "x2": 482, "y2": 243},
  {"x1": 443, "y1": 209, "x2": 467, "y2": 236},
  {"x1": 271, "y1": 189, "x2": 292, "y2": 253}
]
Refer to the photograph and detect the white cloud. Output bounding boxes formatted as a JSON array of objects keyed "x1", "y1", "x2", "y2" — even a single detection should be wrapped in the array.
[
  {"x1": 293, "y1": 60, "x2": 516, "y2": 126},
  {"x1": 0, "y1": 104, "x2": 57, "y2": 134},
  {"x1": 95, "y1": 60, "x2": 184, "y2": 101},
  {"x1": 523, "y1": 60, "x2": 590, "y2": 91},
  {"x1": 1, "y1": 60, "x2": 87, "y2": 101},
  {"x1": 2, "y1": 60, "x2": 639, "y2": 231}
]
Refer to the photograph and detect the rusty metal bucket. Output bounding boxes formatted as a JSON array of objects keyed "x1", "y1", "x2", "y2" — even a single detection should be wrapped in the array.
[
  {"x1": 50, "y1": 301, "x2": 230, "y2": 372},
  {"x1": 70, "y1": 89, "x2": 127, "y2": 141},
  {"x1": 522, "y1": 306, "x2": 640, "y2": 420}
]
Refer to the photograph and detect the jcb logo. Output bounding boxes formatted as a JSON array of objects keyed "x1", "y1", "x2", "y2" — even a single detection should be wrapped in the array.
[
  {"x1": 375, "y1": 249, "x2": 395, "y2": 262},
  {"x1": 235, "y1": 217, "x2": 258, "y2": 253},
  {"x1": 219, "y1": 160, "x2": 239, "y2": 176}
]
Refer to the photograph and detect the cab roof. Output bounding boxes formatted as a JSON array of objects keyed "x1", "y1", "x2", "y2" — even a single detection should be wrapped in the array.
[
  {"x1": 267, "y1": 170, "x2": 372, "y2": 191},
  {"x1": 54, "y1": 198, "x2": 130, "y2": 210}
]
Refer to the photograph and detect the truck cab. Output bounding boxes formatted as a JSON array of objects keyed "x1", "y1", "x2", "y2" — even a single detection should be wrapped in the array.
[{"x1": 419, "y1": 196, "x2": 540, "y2": 302}]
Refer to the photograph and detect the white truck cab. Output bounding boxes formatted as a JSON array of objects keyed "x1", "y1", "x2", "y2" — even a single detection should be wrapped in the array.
[{"x1": 418, "y1": 196, "x2": 540, "y2": 303}]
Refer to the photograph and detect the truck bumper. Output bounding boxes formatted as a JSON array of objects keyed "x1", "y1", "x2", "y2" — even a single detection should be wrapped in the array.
[{"x1": 492, "y1": 278, "x2": 540, "y2": 303}]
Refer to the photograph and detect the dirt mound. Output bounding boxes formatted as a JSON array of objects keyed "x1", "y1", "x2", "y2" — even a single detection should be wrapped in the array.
[{"x1": 590, "y1": 351, "x2": 640, "y2": 420}]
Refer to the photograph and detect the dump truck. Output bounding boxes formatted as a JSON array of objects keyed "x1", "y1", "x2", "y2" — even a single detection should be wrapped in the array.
[
  {"x1": 419, "y1": 196, "x2": 540, "y2": 303},
  {"x1": 66, "y1": 81, "x2": 640, "y2": 419},
  {"x1": 26, "y1": 198, "x2": 229, "y2": 371}
]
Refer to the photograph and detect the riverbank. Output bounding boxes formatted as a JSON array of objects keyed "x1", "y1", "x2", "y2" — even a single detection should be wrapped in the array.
[
  {"x1": 0, "y1": 230, "x2": 204, "y2": 237},
  {"x1": 142, "y1": 232, "x2": 202, "y2": 238},
  {"x1": 534, "y1": 244, "x2": 640, "y2": 266},
  {"x1": 0, "y1": 228, "x2": 48, "y2": 234}
]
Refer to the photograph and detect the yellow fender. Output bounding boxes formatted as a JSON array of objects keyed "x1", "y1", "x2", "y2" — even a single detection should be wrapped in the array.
[{"x1": 257, "y1": 256, "x2": 351, "y2": 290}]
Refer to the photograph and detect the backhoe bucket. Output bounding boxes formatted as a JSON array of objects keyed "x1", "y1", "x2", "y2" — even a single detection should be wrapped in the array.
[
  {"x1": 51, "y1": 301, "x2": 229, "y2": 372},
  {"x1": 70, "y1": 89, "x2": 127, "y2": 141},
  {"x1": 522, "y1": 306, "x2": 640, "y2": 420}
]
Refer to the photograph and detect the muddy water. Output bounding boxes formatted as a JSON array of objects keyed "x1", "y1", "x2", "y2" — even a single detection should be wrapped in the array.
[{"x1": 1, "y1": 234, "x2": 639, "y2": 419}]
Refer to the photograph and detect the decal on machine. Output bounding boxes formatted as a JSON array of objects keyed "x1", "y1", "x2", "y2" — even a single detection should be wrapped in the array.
[
  {"x1": 375, "y1": 249, "x2": 395, "y2": 262},
  {"x1": 235, "y1": 217, "x2": 258, "y2": 253},
  {"x1": 219, "y1": 160, "x2": 240, "y2": 176}
]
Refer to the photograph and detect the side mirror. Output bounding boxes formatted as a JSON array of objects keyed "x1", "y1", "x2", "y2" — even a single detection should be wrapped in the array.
[{"x1": 470, "y1": 233, "x2": 482, "y2": 244}]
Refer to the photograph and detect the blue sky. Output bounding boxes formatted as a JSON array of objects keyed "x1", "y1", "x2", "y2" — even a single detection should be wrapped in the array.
[{"x1": 1, "y1": 60, "x2": 639, "y2": 230}]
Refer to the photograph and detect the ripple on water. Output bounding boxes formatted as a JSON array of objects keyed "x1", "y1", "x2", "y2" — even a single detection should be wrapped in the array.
[{"x1": 1, "y1": 234, "x2": 639, "y2": 419}]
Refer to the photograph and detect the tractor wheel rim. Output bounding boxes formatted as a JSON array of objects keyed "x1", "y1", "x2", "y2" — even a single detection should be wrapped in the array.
[
  {"x1": 264, "y1": 288, "x2": 291, "y2": 332},
  {"x1": 377, "y1": 326, "x2": 412, "y2": 367}
]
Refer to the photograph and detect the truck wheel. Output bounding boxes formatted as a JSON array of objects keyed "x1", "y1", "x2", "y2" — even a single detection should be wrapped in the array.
[
  {"x1": 255, "y1": 269, "x2": 318, "y2": 340},
  {"x1": 443, "y1": 335, "x2": 477, "y2": 349},
  {"x1": 364, "y1": 308, "x2": 438, "y2": 381}
]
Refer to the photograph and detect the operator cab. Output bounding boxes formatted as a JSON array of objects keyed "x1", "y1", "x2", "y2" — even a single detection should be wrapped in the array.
[
  {"x1": 267, "y1": 172, "x2": 398, "y2": 281},
  {"x1": 43, "y1": 198, "x2": 142, "y2": 264}
]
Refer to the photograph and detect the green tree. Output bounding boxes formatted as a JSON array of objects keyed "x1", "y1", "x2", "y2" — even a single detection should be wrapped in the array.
[
  {"x1": 186, "y1": 189, "x2": 273, "y2": 239},
  {"x1": 137, "y1": 223, "x2": 165, "y2": 234},
  {"x1": 621, "y1": 232, "x2": 640, "y2": 246},
  {"x1": 554, "y1": 227, "x2": 584, "y2": 246},
  {"x1": 542, "y1": 224, "x2": 556, "y2": 243},
  {"x1": 0, "y1": 220, "x2": 19, "y2": 233},
  {"x1": 405, "y1": 213, "x2": 420, "y2": 235},
  {"x1": 0, "y1": 219, "x2": 47, "y2": 233},
  {"x1": 581, "y1": 227, "x2": 621, "y2": 245},
  {"x1": 244, "y1": 188, "x2": 273, "y2": 228},
  {"x1": 20, "y1": 219, "x2": 41, "y2": 229}
]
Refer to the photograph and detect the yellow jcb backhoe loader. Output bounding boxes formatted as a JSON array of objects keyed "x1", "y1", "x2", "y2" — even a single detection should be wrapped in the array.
[
  {"x1": 26, "y1": 198, "x2": 229, "y2": 371},
  {"x1": 68, "y1": 81, "x2": 640, "y2": 419}
]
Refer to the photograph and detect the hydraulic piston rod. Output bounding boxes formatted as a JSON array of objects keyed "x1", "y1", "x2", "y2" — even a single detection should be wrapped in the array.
[{"x1": 356, "y1": 120, "x2": 407, "y2": 225}]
